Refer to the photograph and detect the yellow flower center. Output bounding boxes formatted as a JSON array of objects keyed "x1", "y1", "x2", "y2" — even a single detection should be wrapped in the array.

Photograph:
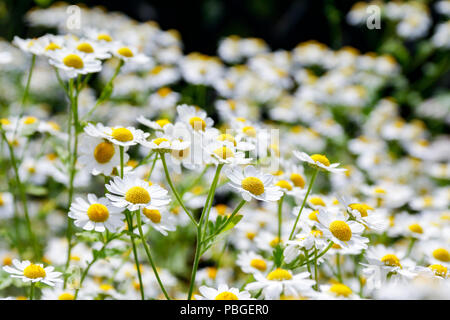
[
  {"x1": 215, "y1": 204, "x2": 228, "y2": 216},
  {"x1": 76, "y1": 42, "x2": 94, "y2": 53},
  {"x1": 23, "y1": 264, "x2": 46, "y2": 279},
  {"x1": 125, "y1": 186, "x2": 151, "y2": 204},
  {"x1": 111, "y1": 128, "x2": 133, "y2": 142},
  {"x1": 58, "y1": 293, "x2": 75, "y2": 300},
  {"x1": 381, "y1": 254, "x2": 402, "y2": 267},
  {"x1": 207, "y1": 267, "x2": 217, "y2": 279},
  {"x1": 0, "y1": 194, "x2": 4, "y2": 207},
  {"x1": 329, "y1": 220, "x2": 352, "y2": 242},
  {"x1": 93, "y1": 141, "x2": 115, "y2": 164},
  {"x1": 310, "y1": 230, "x2": 323, "y2": 237},
  {"x1": 117, "y1": 47, "x2": 134, "y2": 58},
  {"x1": 153, "y1": 137, "x2": 169, "y2": 146},
  {"x1": 275, "y1": 180, "x2": 293, "y2": 191},
  {"x1": 157, "y1": 87, "x2": 172, "y2": 97},
  {"x1": 349, "y1": 203, "x2": 373, "y2": 217},
  {"x1": 408, "y1": 223, "x2": 423, "y2": 234},
  {"x1": 374, "y1": 187, "x2": 386, "y2": 194},
  {"x1": 217, "y1": 133, "x2": 237, "y2": 146},
  {"x1": 242, "y1": 126, "x2": 256, "y2": 137},
  {"x1": 97, "y1": 34, "x2": 112, "y2": 42},
  {"x1": 2, "y1": 256, "x2": 12, "y2": 266},
  {"x1": 143, "y1": 208, "x2": 161, "y2": 223},
  {"x1": 432, "y1": 248, "x2": 450, "y2": 262},
  {"x1": 269, "y1": 237, "x2": 282, "y2": 247},
  {"x1": 63, "y1": 54, "x2": 84, "y2": 69},
  {"x1": 0, "y1": 118, "x2": 11, "y2": 125},
  {"x1": 155, "y1": 118, "x2": 171, "y2": 128},
  {"x1": 310, "y1": 154, "x2": 330, "y2": 167},
  {"x1": 45, "y1": 42, "x2": 61, "y2": 51},
  {"x1": 213, "y1": 146, "x2": 234, "y2": 159},
  {"x1": 290, "y1": 173, "x2": 305, "y2": 188},
  {"x1": 309, "y1": 196, "x2": 325, "y2": 206},
  {"x1": 246, "y1": 232, "x2": 256, "y2": 240},
  {"x1": 215, "y1": 292, "x2": 238, "y2": 300},
  {"x1": 189, "y1": 116, "x2": 206, "y2": 131},
  {"x1": 241, "y1": 176, "x2": 265, "y2": 195},
  {"x1": 87, "y1": 203, "x2": 110, "y2": 222},
  {"x1": 329, "y1": 283, "x2": 352, "y2": 297},
  {"x1": 429, "y1": 264, "x2": 448, "y2": 277},
  {"x1": 250, "y1": 258, "x2": 267, "y2": 271},
  {"x1": 23, "y1": 116, "x2": 37, "y2": 124},
  {"x1": 308, "y1": 210, "x2": 319, "y2": 222},
  {"x1": 100, "y1": 284, "x2": 113, "y2": 291},
  {"x1": 266, "y1": 268, "x2": 292, "y2": 281}
]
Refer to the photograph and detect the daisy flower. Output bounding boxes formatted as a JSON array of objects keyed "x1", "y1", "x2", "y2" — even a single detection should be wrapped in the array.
[
  {"x1": 316, "y1": 208, "x2": 369, "y2": 250},
  {"x1": 140, "y1": 206, "x2": 176, "y2": 236},
  {"x1": 176, "y1": 104, "x2": 214, "y2": 132},
  {"x1": 236, "y1": 251, "x2": 273, "y2": 275},
  {"x1": 67, "y1": 37, "x2": 112, "y2": 60},
  {"x1": 48, "y1": 49, "x2": 102, "y2": 78},
  {"x1": 84, "y1": 122, "x2": 149, "y2": 147},
  {"x1": 78, "y1": 134, "x2": 127, "y2": 176},
  {"x1": 69, "y1": 194, "x2": 124, "y2": 232},
  {"x1": 225, "y1": 165, "x2": 283, "y2": 202},
  {"x1": 293, "y1": 151, "x2": 347, "y2": 173},
  {"x1": 110, "y1": 43, "x2": 151, "y2": 65},
  {"x1": 245, "y1": 268, "x2": 315, "y2": 300},
  {"x1": 319, "y1": 282, "x2": 361, "y2": 300},
  {"x1": 3, "y1": 259, "x2": 62, "y2": 286},
  {"x1": 106, "y1": 174, "x2": 170, "y2": 212},
  {"x1": 195, "y1": 284, "x2": 252, "y2": 300},
  {"x1": 203, "y1": 140, "x2": 251, "y2": 166},
  {"x1": 136, "y1": 115, "x2": 173, "y2": 131}
]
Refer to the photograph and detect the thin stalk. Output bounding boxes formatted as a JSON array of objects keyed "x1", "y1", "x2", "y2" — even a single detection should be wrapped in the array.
[
  {"x1": 277, "y1": 195, "x2": 285, "y2": 240},
  {"x1": 336, "y1": 253, "x2": 343, "y2": 283},
  {"x1": 126, "y1": 211, "x2": 145, "y2": 300},
  {"x1": 160, "y1": 153, "x2": 197, "y2": 226},
  {"x1": 0, "y1": 129, "x2": 38, "y2": 259},
  {"x1": 300, "y1": 241, "x2": 334, "y2": 267},
  {"x1": 29, "y1": 282, "x2": 35, "y2": 300},
  {"x1": 289, "y1": 169, "x2": 318, "y2": 240},
  {"x1": 313, "y1": 248, "x2": 319, "y2": 290},
  {"x1": 135, "y1": 210, "x2": 171, "y2": 300}
]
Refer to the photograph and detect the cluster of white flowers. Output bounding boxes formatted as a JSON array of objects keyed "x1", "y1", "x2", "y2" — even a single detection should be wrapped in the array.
[{"x1": 0, "y1": 2, "x2": 449, "y2": 301}]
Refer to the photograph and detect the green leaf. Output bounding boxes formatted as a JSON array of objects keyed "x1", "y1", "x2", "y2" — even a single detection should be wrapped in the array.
[
  {"x1": 26, "y1": 185, "x2": 48, "y2": 196},
  {"x1": 221, "y1": 214, "x2": 243, "y2": 233},
  {"x1": 272, "y1": 244, "x2": 284, "y2": 268}
]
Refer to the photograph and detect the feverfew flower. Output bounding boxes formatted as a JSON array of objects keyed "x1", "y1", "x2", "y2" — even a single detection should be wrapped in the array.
[{"x1": 3, "y1": 260, "x2": 62, "y2": 286}]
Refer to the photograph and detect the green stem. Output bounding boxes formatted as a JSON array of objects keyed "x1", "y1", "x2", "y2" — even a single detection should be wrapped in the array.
[
  {"x1": 277, "y1": 195, "x2": 285, "y2": 240},
  {"x1": 147, "y1": 152, "x2": 158, "y2": 180},
  {"x1": 160, "y1": 153, "x2": 197, "y2": 226},
  {"x1": 82, "y1": 60, "x2": 124, "y2": 121},
  {"x1": 126, "y1": 211, "x2": 145, "y2": 300},
  {"x1": 313, "y1": 248, "x2": 319, "y2": 291},
  {"x1": 0, "y1": 129, "x2": 38, "y2": 259},
  {"x1": 299, "y1": 241, "x2": 334, "y2": 267},
  {"x1": 289, "y1": 169, "x2": 318, "y2": 240},
  {"x1": 336, "y1": 253, "x2": 343, "y2": 283},
  {"x1": 136, "y1": 210, "x2": 171, "y2": 300},
  {"x1": 29, "y1": 282, "x2": 35, "y2": 300}
]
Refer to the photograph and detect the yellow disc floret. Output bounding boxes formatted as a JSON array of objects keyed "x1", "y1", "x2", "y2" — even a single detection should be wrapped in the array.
[
  {"x1": 189, "y1": 116, "x2": 206, "y2": 131},
  {"x1": 432, "y1": 248, "x2": 450, "y2": 262},
  {"x1": 97, "y1": 34, "x2": 112, "y2": 42},
  {"x1": 266, "y1": 268, "x2": 292, "y2": 281},
  {"x1": 381, "y1": 254, "x2": 402, "y2": 267},
  {"x1": 143, "y1": 208, "x2": 161, "y2": 223},
  {"x1": 408, "y1": 223, "x2": 423, "y2": 234},
  {"x1": 94, "y1": 141, "x2": 115, "y2": 164},
  {"x1": 429, "y1": 264, "x2": 448, "y2": 277},
  {"x1": 23, "y1": 264, "x2": 46, "y2": 279},
  {"x1": 213, "y1": 146, "x2": 234, "y2": 159},
  {"x1": 329, "y1": 283, "x2": 352, "y2": 297},
  {"x1": 290, "y1": 173, "x2": 305, "y2": 188},
  {"x1": 349, "y1": 203, "x2": 373, "y2": 217},
  {"x1": 241, "y1": 177, "x2": 265, "y2": 195},
  {"x1": 242, "y1": 126, "x2": 256, "y2": 137},
  {"x1": 125, "y1": 186, "x2": 151, "y2": 204},
  {"x1": 275, "y1": 180, "x2": 293, "y2": 191},
  {"x1": 215, "y1": 292, "x2": 238, "y2": 300},
  {"x1": 117, "y1": 47, "x2": 134, "y2": 58},
  {"x1": 87, "y1": 203, "x2": 110, "y2": 222},
  {"x1": 45, "y1": 43, "x2": 61, "y2": 51},
  {"x1": 63, "y1": 54, "x2": 84, "y2": 69},
  {"x1": 310, "y1": 154, "x2": 330, "y2": 167},
  {"x1": 329, "y1": 220, "x2": 352, "y2": 242},
  {"x1": 111, "y1": 128, "x2": 133, "y2": 142},
  {"x1": 217, "y1": 133, "x2": 237, "y2": 146},
  {"x1": 250, "y1": 258, "x2": 267, "y2": 271},
  {"x1": 76, "y1": 42, "x2": 94, "y2": 53},
  {"x1": 58, "y1": 293, "x2": 75, "y2": 300},
  {"x1": 155, "y1": 118, "x2": 171, "y2": 128}
]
